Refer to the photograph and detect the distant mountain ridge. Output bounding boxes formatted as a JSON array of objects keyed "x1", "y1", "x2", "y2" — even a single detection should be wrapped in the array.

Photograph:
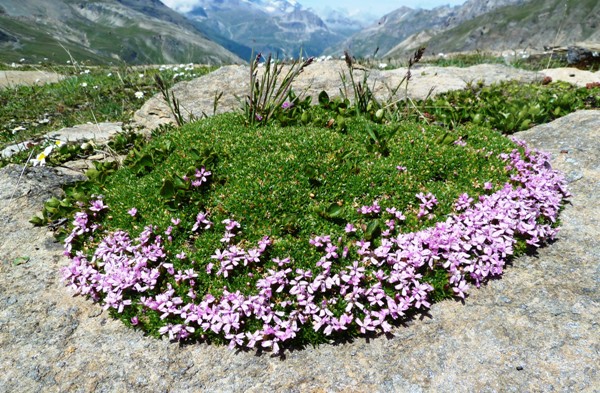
[
  {"x1": 0, "y1": 0, "x2": 242, "y2": 64},
  {"x1": 182, "y1": 0, "x2": 356, "y2": 59},
  {"x1": 324, "y1": 0, "x2": 600, "y2": 59},
  {"x1": 2, "y1": 0, "x2": 597, "y2": 65},
  {"x1": 423, "y1": 0, "x2": 600, "y2": 55},
  {"x1": 323, "y1": 0, "x2": 529, "y2": 58}
]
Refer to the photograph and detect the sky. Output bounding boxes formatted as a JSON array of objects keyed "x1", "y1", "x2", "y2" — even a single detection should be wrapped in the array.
[{"x1": 162, "y1": 1, "x2": 468, "y2": 20}]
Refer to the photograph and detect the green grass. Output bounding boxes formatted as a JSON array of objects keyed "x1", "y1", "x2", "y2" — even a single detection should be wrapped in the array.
[
  {"x1": 102, "y1": 113, "x2": 513, "y2": 266},
  {"x1": 0, "y1": 16, "x2": 115, "y2": 65},
  {"x1": 0, "y1": 64, "x2": 214, "y2": 165}
]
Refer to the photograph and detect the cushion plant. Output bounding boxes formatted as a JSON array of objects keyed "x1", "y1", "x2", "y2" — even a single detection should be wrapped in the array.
[{"x1": 60, "y1": 112, "x2": 569, "y2": 352}]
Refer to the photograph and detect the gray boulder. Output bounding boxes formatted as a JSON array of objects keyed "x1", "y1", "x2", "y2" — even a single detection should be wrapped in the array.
[
  {"x1": 0, "y1": 110, "x2": 598, "y2": 391},
  {"x1": 133, "y1": 62, "x2": 542, "y2": 132},
  {"x1": 0, "y1": 70, "x2": 64, "y2": 88},
  {"x1": 567, "y1": 44, "x2": 600, "y2": 69},
  {"x1": 2, "y1": 122, "x2": 122, "y2": 159}
]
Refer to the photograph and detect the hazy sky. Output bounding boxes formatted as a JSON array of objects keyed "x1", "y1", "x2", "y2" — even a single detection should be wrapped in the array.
[{"x1": 162, "y1": 1, "x2": 468, "y2": 19}]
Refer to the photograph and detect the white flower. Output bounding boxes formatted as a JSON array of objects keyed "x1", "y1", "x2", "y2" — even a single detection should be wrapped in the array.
[
  {"x1": 134, "y1": 91, "x2": 144, "y2": 99},
  {"x1": 11, "y1": 126, "x2": 26, "y2": 134},
  {"x1": 38, "y1": 118, "x2": 50, "y2": 124},
  {"x1": 378, "y1": 63, "x2": 388, "y2": 69},
  {"x1": 31, "y1": 146, "x2": 54, "y2": 167},
  {"x1": 138, "y1": 73, "x2": 144, "y2": 78},
  {"x1": 81, "y1": 82, "x2": 88, "y2": 87},
  {"x1": 107, "y1": 72, "x2": 112, "y2": 77}
]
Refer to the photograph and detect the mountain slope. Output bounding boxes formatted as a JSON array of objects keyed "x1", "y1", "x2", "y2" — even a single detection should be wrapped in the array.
[
  {"x1": 0, "y1": 0, "x2": 242, "y2": 65},
  {"x1": 323, "y1": 0, "x2": 529, "y2": 58},
  {"x1": 322, "y1": 6, "x2": 458, "y2": 58},
  {"x1": 424, "y1": 0, "x2": 600, "y2": 54},
  {"x1": 184, "y1": 0, "x2": 345, "y2": 58}
]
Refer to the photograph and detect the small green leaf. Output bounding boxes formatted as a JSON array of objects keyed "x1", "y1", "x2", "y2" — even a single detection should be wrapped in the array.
[
  {"x1": 173, "y1": 175, "x2": 188, "y2": 190},
  {"x1": 160, "y1": 178, "x2": 175, "y2": 198},
  {"x1": 29, "y1": 215, "x2": 45, "y2": 226},
  {"x1": 325, "y1": 203, "x2": 344, "y2": 218},
  {"x1": 318, "y1": 91, "x2": 330, "y2": 107},
  {"x1": 189, "y1": 148, "x2": 201, "y2": 160},
  {"x1": 520, "y1": 119, "x2": 531, "y2": 129},
  {"x1": 366, "y1": 126, "x2": 379, "y2": 144},
  {"x1": 45, "y1": 206, "x2": 58, "y2": 215},
  {"x1": 301, "y1": 111, "x2": 311, "y2": 124},
  {"x1": 12, "y1": 256, "x2": 30, "y2": 266},
  {"x1": 45, "y1": 197, "x2": 61, "y2": 208},
  {"x1": 365, "y1": 219, "x2": 381, "y2": 240}
]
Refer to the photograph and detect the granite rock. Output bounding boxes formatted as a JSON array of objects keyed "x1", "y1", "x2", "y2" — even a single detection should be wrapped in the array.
[
  {"x1": 1, "y1": 105, "x2": 598, "y2": 390},
  {"x1": 133, "y1": 62, "x2": 542, "y2": 132},
  {"x1": 0, "y1": 70, "x2": 64, "y2": 88},
  {"x1": 2, "y1": 122, "x2": 123, "y2": 159}
]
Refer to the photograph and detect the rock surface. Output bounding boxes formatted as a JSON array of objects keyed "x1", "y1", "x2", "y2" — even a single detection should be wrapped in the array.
[
  {"x1": 133, "y1": 62, "x2": 543, "y2": 132},
  {"x1": 1, "y1": 122, "x2": 123, "y2": 159},
  {"x1": 132, "y1": 61, "x2": 600, "y2": 133},
  {"x1": 0, "y1": 70, "x2": 64, "y2": 88},
  {"x1": 540, "y1": 67, "x2": 600, "y2": 88},
  {"x1": 1, "y1": 104, "x2": 598, "y2": 390}
]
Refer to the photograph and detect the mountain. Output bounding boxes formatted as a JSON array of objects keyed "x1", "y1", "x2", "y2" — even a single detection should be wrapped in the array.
[
  {"x1": 322, "y1": 5, "x2": 460, "y2": 58},
  {"x1": 0, "y1": 0, "x2": 242, "y2": 65},
  {"x1": 326, "y1": 0, "x2": 600, "y2": 60},
  {"x1": 321, "y1": 9, "x2": 367, "y2": 38},
  {"x1": 423, "y1": 0, "x2": 600, "y2": 55},
  {"x1": 182, "y1": 0, "x2": 347, "y2": 59},
  {"x1": 322, "y1": 0, "x2": 531, "y2": 58}
]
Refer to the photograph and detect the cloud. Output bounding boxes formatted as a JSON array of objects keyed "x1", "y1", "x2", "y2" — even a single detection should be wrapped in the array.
[{"x1": 160, "y1": 0, "x2": 201, "y2": 13}]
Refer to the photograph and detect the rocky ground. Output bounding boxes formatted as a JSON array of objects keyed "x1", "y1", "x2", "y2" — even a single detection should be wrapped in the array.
[
  {"x1": 0, "y1": 64, "x2": 598, "y2": 392},
  {"x1": 132, "y1": 62, "x2": 600, "y2": 132},
  {"x1": 0, "y1": 70, "x2": 64, "y2": 88}
]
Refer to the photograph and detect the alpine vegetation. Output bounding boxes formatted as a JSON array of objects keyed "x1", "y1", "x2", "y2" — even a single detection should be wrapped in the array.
[
  {"x1": 59, "y1": 114, "x2": 569, "y2": 352},
  {"x1": 12, "y1": 54, "x2": 573, "y2": 354}
]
